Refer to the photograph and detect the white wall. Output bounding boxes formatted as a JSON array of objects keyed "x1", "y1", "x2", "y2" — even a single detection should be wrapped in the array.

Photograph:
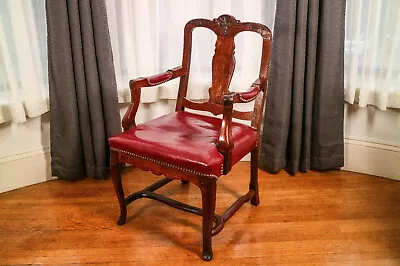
[
  {"x1": 343, "y1": 104, "x2": 400, "y2": 180},
  {"x1": 0, "y1": 113, "x2": 54, "y2": 193}
]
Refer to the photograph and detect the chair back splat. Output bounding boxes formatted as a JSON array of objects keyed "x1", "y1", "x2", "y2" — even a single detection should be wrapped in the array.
[{"x1": 176, "y1": 14, "x2": 272, "y2": 132}]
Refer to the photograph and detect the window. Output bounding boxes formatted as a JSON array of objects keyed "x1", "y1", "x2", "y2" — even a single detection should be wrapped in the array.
[
  {"x1": 0, "y1": 0, "x2": 48, "y2": 123},
  {"x1": 345, "y1": 0, "x2": 400, "y2": 110},
  {"x1": 106, "y1": 0, "x2": 277, "y2": 103}
]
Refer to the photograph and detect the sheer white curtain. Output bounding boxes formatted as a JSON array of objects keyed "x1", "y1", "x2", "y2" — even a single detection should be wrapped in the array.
[
  {"x1": 345, "y1": 0, "x2": 400, "y2": 110},
  {"x1": 106, "y1": 0, "x2": 276, "y2": 104},
  {"x1": 0, "y1": 0, "x2": 48, "y2": 124}
]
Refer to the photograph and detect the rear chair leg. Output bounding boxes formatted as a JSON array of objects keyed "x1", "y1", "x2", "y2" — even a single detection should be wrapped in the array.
[
  {"x1": 111, "y1": 151, "x2": 127, "y2": 225},
  {"x1": 200, "y1": 177, "x2": 217, "y2": 261},
  {"x1": 250, "y1": 147, "x2": 260, "y2": 206}
]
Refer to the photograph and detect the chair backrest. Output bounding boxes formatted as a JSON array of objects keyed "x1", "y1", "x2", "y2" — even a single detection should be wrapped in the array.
[{"x1": 175, "y1": 14, "x2": 273, "y2": 133}]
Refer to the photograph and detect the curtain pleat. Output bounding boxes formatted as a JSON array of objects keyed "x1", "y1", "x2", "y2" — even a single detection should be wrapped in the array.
[
  {"x1": 46, "y1": 0, "x2": 121, "y2": 180},
  {"x1": 260, "y1": 0, "x2": 345, "y2": 175}
]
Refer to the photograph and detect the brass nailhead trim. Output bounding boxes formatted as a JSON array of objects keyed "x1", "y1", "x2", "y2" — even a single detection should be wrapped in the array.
[
  {"x1": 238, "y1": 86, "x2": 259, "y2": 103},
  {"x1": 238, "y1": 94, "x2": 257, "y2": 103},
  {"x1": 147, "y1": 71, "x2": 174, "y2": 86},
  {"x1": 111, "y1": 148, "x2": 221, "y2": 177}
]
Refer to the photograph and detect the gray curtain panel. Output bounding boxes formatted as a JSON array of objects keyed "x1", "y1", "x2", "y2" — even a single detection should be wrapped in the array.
[
  {"x1": 260, "y1": 0, "x2": 345, "y2": 175},
  {"x1": 46, "y1": 0, "x2": 121, "y2": 180}
]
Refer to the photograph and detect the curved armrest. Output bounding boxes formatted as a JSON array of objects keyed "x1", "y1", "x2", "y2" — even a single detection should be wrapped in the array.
[
  {"x1": 129, "y1": 66, "x2": 185, "y2": 90},
  {"x1": 231, "y1": 78, "x2": 265, "y2": 103},
  {"x1": 122, "y1": 66, "x2": 185, "y2": 131}
]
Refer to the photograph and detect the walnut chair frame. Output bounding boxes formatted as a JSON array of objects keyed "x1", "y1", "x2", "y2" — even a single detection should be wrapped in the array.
[{"x1": 110, "y1": 15, "x2": 272, "y2": 261}]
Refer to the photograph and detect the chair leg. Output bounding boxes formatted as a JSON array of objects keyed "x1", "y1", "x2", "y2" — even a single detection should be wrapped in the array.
[
  {"x1": 250, "y1": 147, "x2": 260, "y2": 206},
  {"x1": 200, "y1": 177, "x2": 217, "y2": 261},
  {"x1": 111, "y1": 152, "x2": 127, "y2": 225}
]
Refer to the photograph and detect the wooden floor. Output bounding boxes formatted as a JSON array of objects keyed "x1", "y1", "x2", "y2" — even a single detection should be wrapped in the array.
[{"x1": 0, "y1": 162, "x2": 399, "y2": 265}]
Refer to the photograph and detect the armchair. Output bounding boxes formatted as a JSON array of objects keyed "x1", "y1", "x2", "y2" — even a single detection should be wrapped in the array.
[{"x1": 108, "y1": 15, "x2": 272, "y2": 261}]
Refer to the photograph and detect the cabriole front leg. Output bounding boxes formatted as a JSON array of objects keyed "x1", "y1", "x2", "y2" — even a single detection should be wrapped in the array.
[
  {"x1": 110, "y1": 152, "x2": 127, "y2": 225},
  {"x1": 200, "y1": 177, "x2": 217, "y2": 261}
]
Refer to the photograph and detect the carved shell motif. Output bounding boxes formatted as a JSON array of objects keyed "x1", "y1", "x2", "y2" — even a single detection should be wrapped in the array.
[{"x1": 213, "y1": 15, "x2": 241, "y2": 35}]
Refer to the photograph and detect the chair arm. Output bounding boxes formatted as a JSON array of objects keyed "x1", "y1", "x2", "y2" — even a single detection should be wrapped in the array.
[
  {"x1": 122, "y1": 66, "x2": 185, "y2": 131},
  {"x1": 231, "y1": 78, "x2": 265, "y2": 103},
  {"x1": 216, "y1": 78, "x2": 265, "y2": 174},
  {"x1": 216, "y1": 92, "x2": 235, "y2": 174},
  {"x1": 129, "y1": 66, "x2": 185, "y2": 90}
]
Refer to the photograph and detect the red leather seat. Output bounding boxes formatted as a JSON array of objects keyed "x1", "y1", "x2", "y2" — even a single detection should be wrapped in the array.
[{"x1": 109, "y1": 111, "x2": 257, "y2": 177}]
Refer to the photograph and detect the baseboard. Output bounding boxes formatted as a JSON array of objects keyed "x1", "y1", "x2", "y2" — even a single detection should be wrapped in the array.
[
  {"x1": 1, "y1": 138, "x2": 397, "y2": 194},
  {"x1": 343, "y1": 138, "x2": 400, "y2": 181},
  {"x1": 0, "y1": 145, "x2": 50, "y2": 164},
  {"x1": 0, "y1": 147, "x2": 55, "y2": 193}
]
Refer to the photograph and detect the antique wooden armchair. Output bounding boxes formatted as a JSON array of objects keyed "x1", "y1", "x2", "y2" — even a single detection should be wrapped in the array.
[{"x1": 108, "y1": 15, "x2": 272, "y2": 261}]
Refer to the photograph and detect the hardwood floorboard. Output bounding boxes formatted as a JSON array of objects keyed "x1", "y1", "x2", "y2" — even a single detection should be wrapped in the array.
[{"x1": 0, "y1": 162, "x2": 399, "y2": 265}]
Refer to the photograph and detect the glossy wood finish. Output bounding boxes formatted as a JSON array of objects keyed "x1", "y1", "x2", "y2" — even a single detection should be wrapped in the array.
[
  {"x1": 1, "y1": 165, "x2": 400, "y2": 265},
  {"x1": 217, "y1": 92, "x2": 234, "y2": 174},
  {"x1": 113, "y1": 15, "x2": 273, "y2": 260},
  {"x1": 110, "y1": 152, "x2": 126, "y2": 225},
  {"x1": 120, "y1": 174, "x2": 257, "y2": 244},
  {"x1": 200, "y1": 178, "x2": 217, "y2": 261},
  {"x1": 123, "y1": 177, "x2": 222, "y2": 227},
  {"x1": 111, "y1": 150, "x2": 255, "y2": 260}
]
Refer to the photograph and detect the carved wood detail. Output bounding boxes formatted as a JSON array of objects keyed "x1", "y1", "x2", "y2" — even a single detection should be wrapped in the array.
[
  {"x1": 209, "y1": 36, "x2": 236, "y2": 104},
  {"x1": 113, "y1": 14, "x2": 273, "y2": 261}
]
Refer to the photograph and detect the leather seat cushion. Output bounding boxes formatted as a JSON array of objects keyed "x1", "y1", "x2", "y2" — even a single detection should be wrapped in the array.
[{"x1": 108, "y1": 111, "x2": 257, "y2": 177}]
